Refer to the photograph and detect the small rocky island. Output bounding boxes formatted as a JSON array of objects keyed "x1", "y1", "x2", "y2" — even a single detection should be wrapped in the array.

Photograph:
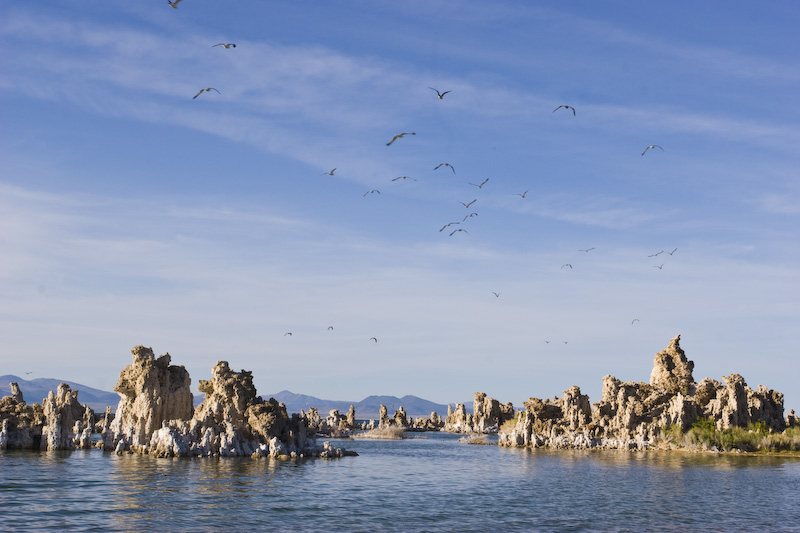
[{"x1": 0, "y1": 335, "x2": 796, "y2": 455}]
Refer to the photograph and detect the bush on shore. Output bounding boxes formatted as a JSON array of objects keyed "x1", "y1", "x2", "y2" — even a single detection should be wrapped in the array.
[{"x1": 662, "y1": 418, "x2": 800, "y2": 452}]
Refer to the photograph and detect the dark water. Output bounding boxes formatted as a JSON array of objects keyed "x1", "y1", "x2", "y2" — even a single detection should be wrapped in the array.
[{"x1": 2, "y1": 433, "x2": 799, "y2": 532}]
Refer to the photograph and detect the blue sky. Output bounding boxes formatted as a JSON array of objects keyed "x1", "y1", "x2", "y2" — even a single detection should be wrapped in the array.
[{"x1": 1, "y1": 1, "x2": 798, "y2": 412}]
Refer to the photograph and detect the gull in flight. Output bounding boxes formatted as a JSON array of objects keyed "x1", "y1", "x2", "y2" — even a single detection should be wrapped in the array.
[
  {"x1": 668, "y1": 248, "x2": 678, "y2": 255},
  {"x1": 492, "y1": 292, "x2": 501, "y2": 298},
  {"x1": 544, "y1": 340, "x2": 551, "y2": 344},
  {"x1": 469, "y1": 178, "x2": 489, "y2": 188},
  {"x1": 515, "y1": 190, "x2": 529, "y2": 198},
  {"x1": 460, "y1": 199, "x2": 477, "y2": 208},
  {"x1": 429, "y1": 87, "x2": 452, "y2": 99},
  {"x1": 579, "y1": 248, "x2": 595, "y2": 252},
  {"x1": 642, "y1": 145, "x2": 663, "y2": 155},
  {"x1": 450, "y1": 228, "x2": 469, "y2": 236},
  {"x1": 370, "y1": 337, "x2": 378, "y2": 343},
  {"x1": 463, "y1": 212, "x2": 478, "y2": 221},
  {"x1": 322, "y1": 168, "x2": 336, "y2": 176},
  {"x1": 213, "y1": 43, "x2": 236, "y2": 49},
  {"x1": 653, "y1": 264, "x2": 664, "y2": 270},
  {"x1": 440, "y1": 222, "x2": 459, "y2": 232},
  {"x1": 632, "y1": 319, "x2": 640, "y2": 324},
  {"x1": 284, "y1": 332, "x2": 292, "y2": 336},
  {"x1": 25, "y1": 371, "x2": 33, "y2": 375},
  {"x1": 193, "y1": 87, "x2": 220, "y2": 99},
  {"x1": 553, "y1": 105, "x2": 576, "y2": 116},
  {"x1": 435, "y1": 163, "x2": 455, "y2": 174},
  {"x1": 648, "y1": 251, "x2": 664, "y2": 257},
  {"x1": 327, "y1": 326, "x2": 334, "y2": 330},
  {"x1": 363, "y1": 190, "x2": 380, "y2": 197},
  {"x1": 167, "y1": 0, "x2": 182, "y2": 8},
  {"x1": 392, "y1": 176, "x2": 416, "y2": 181},
  {"x1": 561, "y1": 263, "x2": 572, "y2": 269},
  {"x1": 386, "y1": 132, "x2": 415, "y2": 146}
]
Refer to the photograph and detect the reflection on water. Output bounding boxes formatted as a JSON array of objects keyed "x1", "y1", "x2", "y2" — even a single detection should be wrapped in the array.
[{"x1": 2, "y1": 435, "x2": 800, "y2": 532}]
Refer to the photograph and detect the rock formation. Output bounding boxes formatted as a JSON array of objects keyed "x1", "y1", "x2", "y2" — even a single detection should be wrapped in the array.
[
  {"x1": 443, "y1": 393, "x2": 514, "y2": 433},
  {"x1": 0, "y1": 382, "x2": 44, "y2": 449},
  {"x1": 41, "y1": 383, "x2": 94, "y2": 451},
  {"x1": 499, "y1": 335, "x2": 787, "y2": 450}
]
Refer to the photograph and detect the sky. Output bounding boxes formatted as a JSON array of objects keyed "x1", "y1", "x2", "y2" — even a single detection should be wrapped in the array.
[{"x1": 1, "y1": 1, "x2": 798, "y2": 413}]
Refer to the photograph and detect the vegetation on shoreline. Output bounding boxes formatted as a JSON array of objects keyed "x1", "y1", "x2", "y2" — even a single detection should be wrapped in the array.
[{"x1": 662, "y1": 418, "x2": 800, "y2": 453}]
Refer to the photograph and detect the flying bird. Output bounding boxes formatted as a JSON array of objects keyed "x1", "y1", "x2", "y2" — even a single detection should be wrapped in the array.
[
  {"x1": 25, "y1": 371, "x2": 33, "y2": 375},
  {"x1": 434, "y1": 163, "x2": 455, "y2": 174},
  {"x1": 668, "y1": 248, "x2": 678, "y2": 255},
  {"x1": 392, "y1": 176, "x2": 416, "y2": 181},
  {"x1": 515, "y1": 190, "x2": 529, "y2": 198},
  {"x1": 648, "y1": 251, "x2": 664, "y2": 257},
  {"x1": 363, "y1": 189, "x2": 380, "y2": 197},
  {"x1": 631, "y1": 319, "x2": 640, "y2": 324},
  {"x1": 193, "y1": 87, "x2": 220, "y2": 99},
  {"x1": 463, "y1": 212, "x2": 478, "y2": 221},
  {"x1": 642, "y1": 145, "x2": 663, "y2": 155},
  {"x1": 370, "y1": 337, "x2": 378, "y2": 343},
  {"x1": 284, "y1": 332, "x2": 292, "y2": 336},
  {"x1": 579, "y1": 248, "x2": 595, "y2": 252},
  {"x1": 440, "y1": 222, "x2": 459, "y2": 232},
  {"x1": 327, "y1": 326, "x2": 334, "y2": 330},
  {"x1": 563, "y1": 341, "x2": 569, "y2": 344},
  {"x1": 469, "y1": 178, "x2": 489, "y2": 188},
  {"x1": 553, "y1": 105, "x2": 576, "y2": 115},
  {"x1": 544, "y1": 340, "x2": 551, "y2": 344},
  {"x1": 429, "y1": 87, "x2": 452, "y2": 99},
  {"x1": 450, "y1": 228, "x2": 469, "y2": 236},
  {"x1": 323, "y1": 168, "x2": 336, "y2": 176},
  {"x1": 561, "y1": 264, "x2": 572, "y2": 269},
  {"x1": 492, "y1": 292, "x2": 501, "y2": 297},
  {"x1": 460, "y1": 199, "x2": 477, "y2": 208},
  {"x1": 386, "y1": 132, "x2": 415, "y2": 146},
  {"x1": 167, "y1": 0, "x2": 182, "y2": 8},
  {"x1": 213, "y1": 43, "x2": 236, "y2": 49},
  {"x1": 653, "y1": 264, "x2": 664, "y2": 270}
]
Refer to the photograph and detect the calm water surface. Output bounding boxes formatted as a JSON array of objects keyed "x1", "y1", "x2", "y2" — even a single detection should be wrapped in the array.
[{"x1": 2, "y1": 433, "x2": 799, "y2": 532}]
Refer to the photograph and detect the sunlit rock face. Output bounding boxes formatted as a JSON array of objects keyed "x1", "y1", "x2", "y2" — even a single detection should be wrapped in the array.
[
  {"x1": 104, "y1": 345, "x2": 194, "y2": 453},
  {"x1": 41, "y1": 382, "x2": 94, "y2": 451},
  {"x1": 498, "y1": 335, "x2": 787, "y2": 450},
  {"x1": 442, "y1": 393, "x2": 515, "y2": 434}
]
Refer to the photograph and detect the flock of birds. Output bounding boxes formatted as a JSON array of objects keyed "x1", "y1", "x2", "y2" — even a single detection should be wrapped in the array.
[{"x1": 169, "y1": 0, "x2": 678, "y2": 346}]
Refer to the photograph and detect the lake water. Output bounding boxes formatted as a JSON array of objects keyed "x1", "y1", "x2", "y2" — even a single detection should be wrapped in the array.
[{"x1": 2, "y1": 432, "x2": 799, "y2": 532}]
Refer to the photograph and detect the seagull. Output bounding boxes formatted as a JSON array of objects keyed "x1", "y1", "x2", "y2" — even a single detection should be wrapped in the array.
[
  {"x1": 167, "y1": 0, "x2": 182, "y2": 8},
  {"x1": 323, "y1": 168, "x2": 336, "y2": 176},
  {"x1": 386, "y1": 132, "x2": 415, "y2": 146},
  {"x1": 642, "y1": 145, "x2": 663, "y2": 155},
  {"x1": 370, "y1": 337, "x2": 378, "y2": 343},
  {"x1": 284, "y1": 332, "x2": 292, "y2": 336},
  {"x1": 363, "y1": 190, "x2": 380, "y2": 197},
  {"x1": 648, "y1": 251, "x2": 664, "y2": 257},
  {"x1": 561, "y1": 263, "x2": 572, "y2": 269},
  {"x1": 392, "y1": 176, "x2": 416, "y2": 181},
  {"x1": 469, "y1": 178, "x2": 489, "y2": 188},
  {"x1": 434, "y1": 163, "x2": 455, "y2": 174},
  {"x1": 450, "y1": 228, "x2": 469, "y2": 236},
  {"x1": 668, "y1": 248, "x2": 678, "y2": 255},
  {"x1": 515, "y1": 190, "x2": 529, "y2": 198},
  {"x1": 631, "y1": 319, "x2": 640, "y2": 324},
  {"x1": 460, "y1": 199, "x2": 477, "y2": 208},
  {"x1": 544, "y1": 340, "x2": 551, "y2": 344},
  {"x1": 193, "y1": 87, "x2": 220, "y2": 99},
  {"x1": 553, "y1": 105, "x2": 576, "y2": 116},
  {"x1": 653, "y1": 264, "x2": 664, "y2": 270},
  {"x1": 429, "y1": 87, "x2": 451, "y2": 99},
  {"x1": 25, "y1": 371, "x2": 33, "y2": 375},
  {"x1": 463, "y1": 212, "x2": 478, "y2": 221},
  {"x1": 563, "y1": 341, "x2": 569, "y2": 344},
  {"x1": 327, "y1": 326, "x2": 334, "y2": 330},
  {"x1": 579, "y1": 248, "x2": 595, "y2": 252},
  {"x1": 213, "y1": 43, "x2": 236, "y2": 49},
  {"x1": 440, "y1": 222, "x2": 459, "y2": 232},
  {"x1": 492, "y1": 292, "x2": 501, "y2": 297}
]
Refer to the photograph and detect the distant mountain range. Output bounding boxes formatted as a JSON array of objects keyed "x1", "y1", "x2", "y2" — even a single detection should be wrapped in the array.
[
  {"x1": 0, "y1": 375, "x2": 120, "y2": 413},
  {"x1": 262, "y1": 390, "x2": 471, "y2": 419},
  {"x1": 0, "y1": 375, "x2": 469, "y2": 419}
]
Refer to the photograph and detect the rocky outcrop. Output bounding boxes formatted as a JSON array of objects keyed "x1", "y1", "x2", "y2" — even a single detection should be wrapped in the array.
[
  {"x1": 443, "y1": 393, "x2": 514, "y2": 433},
  {"x1": 0, "y1": 383, "x2": 45, "y2": 449},
  {"x1": 104, "y1": 346, "x2": 194, "y2": 453},
  {"x1": 41, "y1": 383, "x2": 94, "y2": 451},
  {"x1": 499, "y1": 335, "x2": 787, "y2": 450}
]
